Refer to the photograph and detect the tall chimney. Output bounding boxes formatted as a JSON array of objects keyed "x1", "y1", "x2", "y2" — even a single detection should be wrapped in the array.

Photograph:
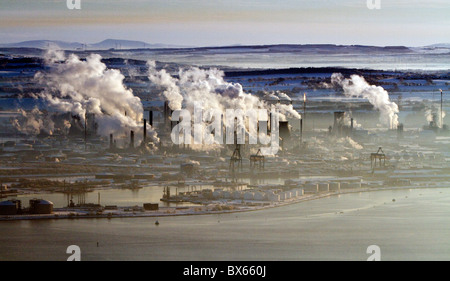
[
  {"x1": 84, "y1": 113, "x2": 87, "y2": 150},
  {"x1": 164, "y1": 101, "x2": 168, "y2": 115},
  {"x1": 163, "y1": 101, "x2": 169, "y2": 125},
  {"x1": 130, "y1": 130, "x2": 135, "y2": 149},
  {"x1": 110, "y1": 134, "x2": 114, "y2": 149},
  {"x1": 300, "y1": 118, "x2": 303, "y2": 143},
  {"x1": 268, "y1": 112, "x2": 272, "y2": 134},
  {"x1": 143, "y1": 119, "x2": 147, "y2": 143},
  {"x1": 149, "y1": 111, "x2": 153, "y2": 127}
]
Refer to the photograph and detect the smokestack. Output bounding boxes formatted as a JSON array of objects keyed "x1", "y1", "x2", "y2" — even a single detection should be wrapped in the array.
[
  {"x1": 300, "y1": 118, "x2": 303, "y2": 143},
  {"x1": 333, "y1": 111, "x2": 345, "y2": 137},
  {"x1": 143, "y1": 119, "x2": 147, "y2": 143},
  {"x1": 350, "y1": 118, "x2": 354, "y2": 132},
  {"x1": 149, "y1": 111, "x2": 153, "y2": 127},
  {"x1": 397, "y1": 123, "x2": 404, "y2": 139},
  {"x1": 163, "y1": 101, "x2": 169, "y2": 125},
  {"x1": 130, "y1": 130, "x2": 134, "y2": 149},
  {"x1": 268, "y1": 112, "x2": 272, "y2": 134},
  {"x1": 84, "y1": 113, "x2": 88, "y2": 151},
  {"x1": 110, "y1": 134, "x2": 114, "y2": 149}
]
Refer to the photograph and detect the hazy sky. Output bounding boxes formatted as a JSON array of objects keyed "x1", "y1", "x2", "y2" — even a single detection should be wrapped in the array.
[{"x1": 0, "y1": 0, "x2": 448, "y2": 46}]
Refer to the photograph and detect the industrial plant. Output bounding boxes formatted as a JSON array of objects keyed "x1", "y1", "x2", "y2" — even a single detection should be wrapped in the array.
[{"x1": 0, "y1": 52, "x2": 449, "y2": 221}]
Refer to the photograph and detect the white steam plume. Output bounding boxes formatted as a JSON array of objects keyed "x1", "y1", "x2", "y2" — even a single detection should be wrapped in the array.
[
  {"x1": 147, "y1": 61, "x2": 183, "y2": 111},
  {"x1": 12, "y1": 108, "x2": 55, "y2": 135},
  {"x1": 147, "y1": 63, "x2": 301, "y2": 123},
  {"x1": 18, "y1": 53, "x2": 158, "y2": 141},
  {"x1": 331, "y1": 73, "x2": 399, "y2": 129},
  {"x1": 425, "y1": 105, "x2": 446, "y2": 128},
  {"x1": 147, "y1": 63, "x2": 301, "y2": 150}
]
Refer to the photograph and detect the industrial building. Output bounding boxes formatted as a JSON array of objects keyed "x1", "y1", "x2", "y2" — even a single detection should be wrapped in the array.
[
  {"x1": 29, "y1": 199, "x2": 53, "y2": 215},
  {"x1": 0, "y1": 200, "x2": 20, "y2": 215}
]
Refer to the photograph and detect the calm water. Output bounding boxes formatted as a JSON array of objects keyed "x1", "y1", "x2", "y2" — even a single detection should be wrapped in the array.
[{"x1": 1, "y1": 187, "x2": 450, "y2": 261}]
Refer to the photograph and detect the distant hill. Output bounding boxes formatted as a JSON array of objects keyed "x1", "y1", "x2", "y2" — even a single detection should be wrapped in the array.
[
  {"x1": 89, "y1": 39, "x2": 186, "y2": 50},
  {"x1": 0, "y1": 39, "x2": 190, "y2": 50},
  {"x1": 182, "y1": 44, "x2": 412, "y2": 54},
  {"x1": 0, "y1": 40, "x2": 84, "y2": 50},
  {"x1": 0, "y1": 40, "x2": 433, "y2": 56}
]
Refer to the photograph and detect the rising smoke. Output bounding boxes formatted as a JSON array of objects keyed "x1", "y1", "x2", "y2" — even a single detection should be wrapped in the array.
[
  {"x1": 425, "y1": 106, "x2": 446, "y2": 128},
  {"x1": 13, "y1": 108, "x2": 55, "y2": 135},
  {"x1": 13, "y1": 51, "x2": 157, "y2": 142},
  {"x1": 331, "y1": 73, "x2": 399, "y2": 129},
  {"x1": 147, "y1": 62, "x2": 300, "y2": 123}
]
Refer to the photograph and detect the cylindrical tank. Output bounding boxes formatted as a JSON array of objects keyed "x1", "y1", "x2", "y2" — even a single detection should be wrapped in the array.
[
  {"x1": 329, "y1": 182, "x2": 341, "y2": 192},
  {"x1": 244, "y1": 192, "x2": 255, "y2": 201},
  {"x1": 267, "y1": 193, "x2": 280, "y2": 202},
  {"x1": 304, "y1": 183, "x2": 319, "y2": 193},
  {"x1": 213, "y1": 190, "x2": 223, "y2": 199},
  {"x1": 233, "y1": 191, "x2": 243, "y2": 200},
  {"x1": 0, "y1": 201, "x2": 18, "y2": 215},
  {"x1": 223, "y1": 191, "x2": 232, "y2": 199},
  {"x1": 295, "y1": 188, "x2": 304, "y2": 196},
  {"x1": 318, "y1": 183, "x2": 330, "y2": 192},
  {"x1": 29, "y1": 199, "x2": 53, "y2": 214},
  {"x1": 254, "y1": 192, "x2": 266, "y2": 201},
  {"x1": 291, "y1": 190, "x2": 298, "y2": 197}
]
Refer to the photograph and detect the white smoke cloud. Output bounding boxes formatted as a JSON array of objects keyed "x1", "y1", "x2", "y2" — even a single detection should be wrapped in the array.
[
  {"x1": 425, "y1": 105, "x2": 446, "y2": 128},
  {"x1": 147, "y1": 61, "x2": 183, "y2": 111},
  {"x1": 148, "y1": 63, "x2": 301, "y2": 123},
  {"x1": 12, "y1": 108, "x2": 55, "y2": 135},
  {"x1": 275, "y1": 91, "x2": 292, "y2": 102},
  {"x1": 147, "y1": 63, "x2": 302, "y2": 150},
  {"x1": 15, "y1": 53, "x2": 158, "y2": 142},
  {"x1": 44, "y1": 47, "x2": 65, "y2": 64},
  {"x1": 263, "y1": 91, "x2": 300, "y2": 121},
  {"x1": 331, "y1": 73, "x2": 399, "y2": 129},
  {"x1": 336, "y1": 137, "x2": 363, "y2": 150}
]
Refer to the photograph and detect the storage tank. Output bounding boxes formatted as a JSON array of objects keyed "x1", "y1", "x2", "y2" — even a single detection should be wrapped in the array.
[
  {"x1": 0, "y1": 200, "x2": 18, "y2": 215},
  {"x1": 254, "y1": 192, "x2": 266, "y2": 201},
  {"x1": 233, "y1": 191, "x2": 243, "y2": 200},
  {"x1": 29, "y1": 199, "x2": 53, "y2": 214},
  {"x1": 243, "y1": 192, "x2": 255, "y2": 201},
  {"x1": 267, "y1": 193, "x2": 280, "y2": 202},
  {"x1": 329, "y1": 182, "x2": 340, "y2": 192},
  {"x1": 318, "y1": 183, "x2": 330, "y2": 192},
  {"x1": 291, "y1": 190, "x2": 298, "y2": 197},
  {"x1": 223, "y1": 191, "x2": 232, "y2": 199},
  {"x1": 213, "y1": 190, "x2": 223, "y2": 199},
  {"x1": 287, "y1": 191, "x2": 294, "y2": 199},
  {"x1": 304, "y1": 183, "x2": 319, "y2": 194}
]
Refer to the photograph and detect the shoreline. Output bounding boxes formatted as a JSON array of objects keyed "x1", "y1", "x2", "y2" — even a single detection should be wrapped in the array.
[{"x1": 0, "y1": 184, "x2": 445, "y2": 222}]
